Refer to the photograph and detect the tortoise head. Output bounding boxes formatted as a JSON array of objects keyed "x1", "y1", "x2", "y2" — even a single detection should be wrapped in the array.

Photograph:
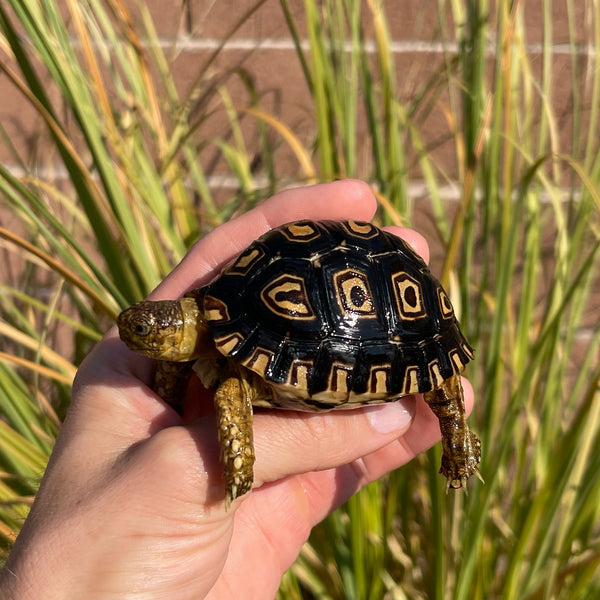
[{"x1": 117, "y1": 298, "x2": 211, "y2": 361}]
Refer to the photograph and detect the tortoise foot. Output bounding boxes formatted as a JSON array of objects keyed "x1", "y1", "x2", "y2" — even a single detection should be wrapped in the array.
[
  {"x1": 424, "y1": 373, "x2": 482, "y2": 489},
  {"x1": 441, "y1": 428, "x2": 481, "y2": 490},
  {"x1": 214, "y1": 377, "x2": 256, "y2": 508}
]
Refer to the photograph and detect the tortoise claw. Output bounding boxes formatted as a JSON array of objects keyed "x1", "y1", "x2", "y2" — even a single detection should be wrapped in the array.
[{"x1": 214, "y1": 377, "x2": 256, "y2": 509}]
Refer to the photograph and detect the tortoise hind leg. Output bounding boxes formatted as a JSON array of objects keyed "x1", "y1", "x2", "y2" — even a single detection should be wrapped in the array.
[
  {"x1": 214, "y1": 377, "x2": 256, "y2": 507},
  {"x1": 423, "y1": 374, "x2": 481, "y2": 489}
]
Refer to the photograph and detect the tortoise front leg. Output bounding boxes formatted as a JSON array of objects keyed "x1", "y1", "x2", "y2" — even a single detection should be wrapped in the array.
[
  {"x1": 214, "y1": 377, "x2": 256, "y2": 507},
  {"x1": 423, "y1": 373, "x2": 481, "y2": 489},
  {"x1": 153, "y1": 360, "x2": 195, "y2": 413}
]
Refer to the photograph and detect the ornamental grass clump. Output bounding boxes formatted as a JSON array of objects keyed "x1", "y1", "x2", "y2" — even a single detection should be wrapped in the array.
[{"x1": 0, "y1": 1, "x2": 599, "y2": 598}]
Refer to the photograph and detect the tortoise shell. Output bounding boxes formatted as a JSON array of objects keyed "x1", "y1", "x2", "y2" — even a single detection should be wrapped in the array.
[{"x1": 201, "y1": 220, "x2": 473, "y2": 410}]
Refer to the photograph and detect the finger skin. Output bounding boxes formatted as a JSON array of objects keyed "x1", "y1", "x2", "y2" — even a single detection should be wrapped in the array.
[{"x1": 384, "y1": 226, "x2": 430, "y2": 264}]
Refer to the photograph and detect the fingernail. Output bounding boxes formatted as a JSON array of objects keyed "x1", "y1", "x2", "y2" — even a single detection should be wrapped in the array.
[{"x1": 366, "y1": 399, "x2": 414, "y2": 434}]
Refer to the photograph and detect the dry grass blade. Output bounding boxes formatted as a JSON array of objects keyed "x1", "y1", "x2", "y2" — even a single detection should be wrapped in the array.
[
  {"x1": 0, "y1": 322, "x2": 76, "y2": 379},
  {"x1": 0, "y1": 353, "x2": 74, "y2": 386},
  {"x1": 241, "y1": 106, "x2": 317, "y2": 183},
  {"x1": 0, "y1": 226, "x2": 117, "y2": 319}
]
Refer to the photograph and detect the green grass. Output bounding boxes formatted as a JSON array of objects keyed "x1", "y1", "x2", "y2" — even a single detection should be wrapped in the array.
[{"x1": 1, "y1": 0, "x2": 599, "y2": 598}]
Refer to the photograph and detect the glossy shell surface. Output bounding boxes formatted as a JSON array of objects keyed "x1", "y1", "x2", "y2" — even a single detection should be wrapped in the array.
[{"x1": 201, "y1": 220, "x2": 473, "y2": 409}]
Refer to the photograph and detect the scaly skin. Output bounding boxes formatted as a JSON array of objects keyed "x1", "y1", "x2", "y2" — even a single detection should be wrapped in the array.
[
  {"x1": 423, "y1": 374, "x2": 481, "y2": 489},
  {"x1": 214, "y1": 377, "x2": 256, "y2": 507},
  {"x1": 153, "y1": 360, "x2": 195, "y2": 412}
]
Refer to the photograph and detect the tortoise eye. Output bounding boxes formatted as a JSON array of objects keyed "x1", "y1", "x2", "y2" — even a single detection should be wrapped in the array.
[{"x1": 134, "y1": 323, "x2": 151, "y2": 336}]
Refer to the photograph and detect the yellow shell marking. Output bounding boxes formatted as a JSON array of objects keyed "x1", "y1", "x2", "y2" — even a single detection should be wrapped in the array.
[
  {"x1": 449, "y1": 349, "x2": 465, "y2": 372},
  {"x1": 288, "y1": 361, "x2": 312, "y2": 389},
  {"x1": 214, "y1": 333, "x2": 244, "y2": 355},
  {"x1": 342, "y1": 221, "x2": 378, "y2": 238},
  {"x1": 428, "y1": 360, "x2": 444, "y2": 388},
  {"x1": 462, "y1": 343, "x2": 475, "y2": 360},
  {"x1": 369, "y1": 366, "x2": 390, "y2": 394},
  {"x1": 330, "y1": 363, "x2": 351, "y2": 393},
  {"x1": 204, "y1": 295, "x2": 230, "y2": 323},
  {"x1": 261, "y1": 274, "x2": 315, "y2": 319},
  {"x1": 437, "y1": 287, "x2": 454, "y2": 319},
  {"x1": 282, "y1": 222, "x2": 319, "y2": 241},
  {"x1": 243, "y1": 347, "x2": 275, "y2": 376},
  {"x1": 334, "y1": 269, "x2": 376, "y2": 316},
  {"x1": 392, "y1": 272, "x2": 426, "y2": 320},
  {"x1": 402, "y1": 366, "x2": 420, "y2": 394},
  {"x1": 228, "y1": 247, "x2": 265, "y2": 275}
]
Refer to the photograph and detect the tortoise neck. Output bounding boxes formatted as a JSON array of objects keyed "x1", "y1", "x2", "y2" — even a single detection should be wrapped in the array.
[{"x1": 177, "y1": 297, "x2": 214, "y2": 361}]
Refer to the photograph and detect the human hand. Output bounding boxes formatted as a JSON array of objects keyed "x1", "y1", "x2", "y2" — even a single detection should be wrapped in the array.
[{"x1": 0, "y1": 180, "x2": 473, "y2": 600}]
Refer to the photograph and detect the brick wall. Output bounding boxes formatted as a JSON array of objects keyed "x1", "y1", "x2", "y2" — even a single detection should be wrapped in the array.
[{"x1": 1, "y1": 0, "x2": 593, "y2": 188}]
